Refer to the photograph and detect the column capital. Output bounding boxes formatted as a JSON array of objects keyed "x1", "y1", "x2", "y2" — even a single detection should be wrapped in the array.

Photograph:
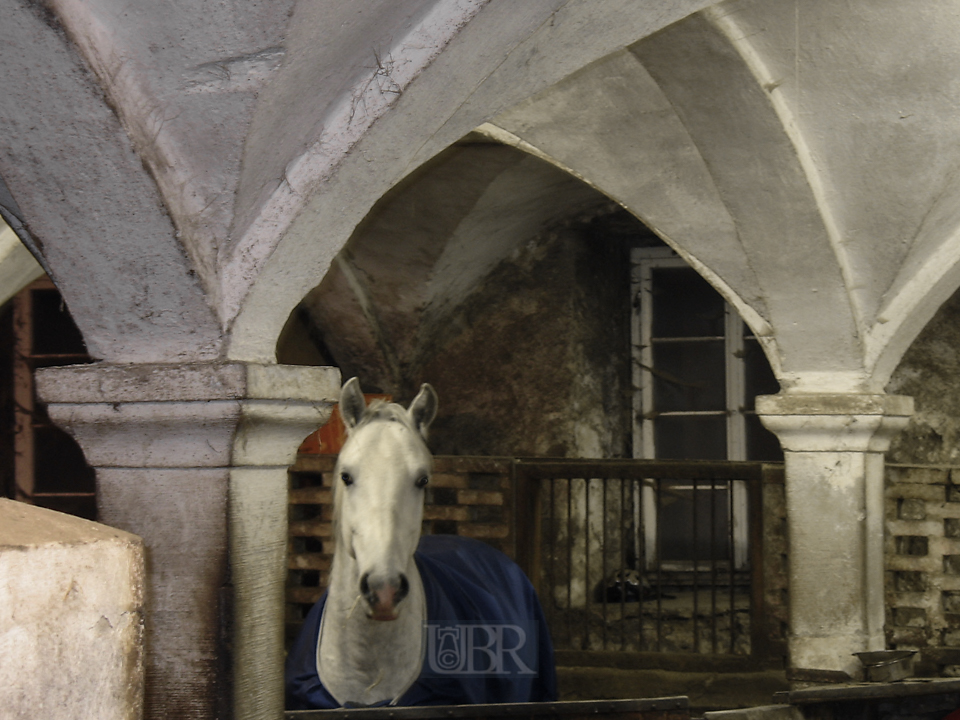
[
  {"x1": 35, "y1": 361, "x2": 340, "y2": 468},
  {"x1": 756, "y1": 392, "x2": 914, "y2": 453}
]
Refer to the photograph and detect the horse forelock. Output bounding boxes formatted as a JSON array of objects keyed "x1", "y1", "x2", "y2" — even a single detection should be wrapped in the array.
[{"x1": 354, "y1": 400, "x2": 414, "y2": 432}]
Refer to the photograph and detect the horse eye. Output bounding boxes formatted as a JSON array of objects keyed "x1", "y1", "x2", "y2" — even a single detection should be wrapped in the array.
[
  {"x1": 341, "y1": 472, "x2": 354, "y2": 486},
  {"x1": 415, "y1": 475, "x2": 429, "y2": 489}
]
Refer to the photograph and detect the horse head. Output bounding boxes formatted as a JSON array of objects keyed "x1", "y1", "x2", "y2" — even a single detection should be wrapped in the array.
[{"x1": 334, "y1": 377, "x2": 438, "y2": 621}]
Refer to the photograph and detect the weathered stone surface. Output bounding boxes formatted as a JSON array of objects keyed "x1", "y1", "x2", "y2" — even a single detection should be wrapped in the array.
[
  {"x1": 0, "y1": 499, "x2": 144, "y2": 720},
  {"x1": 35, "y1": 361, "x2": 340, "y2": 720},
  {"x1": 35, "y1": 362, "x2": 339, "y2": 404}
]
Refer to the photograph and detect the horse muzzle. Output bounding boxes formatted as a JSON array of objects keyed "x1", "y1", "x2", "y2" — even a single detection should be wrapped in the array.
[{"x1": 359, "y1": 572, "x2": 410, "y2": 621}]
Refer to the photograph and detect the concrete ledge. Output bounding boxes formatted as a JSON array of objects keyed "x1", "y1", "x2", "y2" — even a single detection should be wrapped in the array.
[
  {"x1": 704, "y1": 705, "x2": 802, "y2": 720},
  {"x1": 557, "y1": 666, "x2": 789, "y2": 713},
  {"x1": 0, "y1": 499, "x2": 145, "y2": 720}
]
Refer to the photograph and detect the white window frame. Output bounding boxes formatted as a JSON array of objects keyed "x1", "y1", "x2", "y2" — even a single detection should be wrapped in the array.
[{"x1": 630, "y1": 247, "x2": 749, "y2": 570}]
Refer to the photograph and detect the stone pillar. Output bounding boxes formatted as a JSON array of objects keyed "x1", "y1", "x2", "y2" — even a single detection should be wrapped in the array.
[
  {"x1": 757, "y1": 393, "x2": 913, "y2": 679},
  {"x1": 36, "y1": 362, "x2": 339, "y2": 720}
]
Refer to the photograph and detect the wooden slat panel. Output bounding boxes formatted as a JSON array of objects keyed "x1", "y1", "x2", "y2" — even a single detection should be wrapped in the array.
[
  {"x1": 289, "y1": 519, "x2": 333, "y2": 538},
  {"x1": 289, "y1": 487, "x2": 332, "y2": 504},
  {"x1": 288, "y1": 554, "x2": 331, "y2": 571}
]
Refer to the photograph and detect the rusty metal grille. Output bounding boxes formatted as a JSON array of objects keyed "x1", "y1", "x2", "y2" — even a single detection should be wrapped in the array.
[{"x1": 514, "y1": 460, "x2": 769, "y2": 658}]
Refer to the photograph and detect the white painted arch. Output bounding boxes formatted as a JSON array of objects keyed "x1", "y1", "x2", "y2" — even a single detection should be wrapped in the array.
[{"x1": 229, "y1": 0, "x2": 960, "y2": 399}]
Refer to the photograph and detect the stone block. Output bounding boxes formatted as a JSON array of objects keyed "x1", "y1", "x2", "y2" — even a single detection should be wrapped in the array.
[
  {"x1": 893, "y1": 606, "x2": 928, "y2": 627},
  {"x1": 946, "y1": 555, "x2": 960, "y2": 575},
  {"x1": 888, "y1": 625, "x2": 928, "y2": 647},
  {"x1": 946, "y1": 518, "x2": 960, "y2": 538},
  {"x1": 0, "y1": 499, "x2": 144, "y2": 720},
  {"x1": 899, "y1": 498, "x2": 928, "y2": 520}
]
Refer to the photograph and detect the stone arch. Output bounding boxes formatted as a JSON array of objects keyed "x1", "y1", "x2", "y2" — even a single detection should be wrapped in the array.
[
  {"x1": 274, "y1": 138, "x2": 650, "y2": 458},
  {"x1": 225, "y1": 0, "x2": 717, "y2": 363}
]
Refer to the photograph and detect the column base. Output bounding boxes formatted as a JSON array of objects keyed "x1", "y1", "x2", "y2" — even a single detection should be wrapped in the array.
[{"x1": 790, "y1": 633, "x2": 886, "y2": 680}]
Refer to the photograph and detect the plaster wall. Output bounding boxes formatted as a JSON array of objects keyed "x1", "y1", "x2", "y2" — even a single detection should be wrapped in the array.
[{"x1": 421, "y1": 213, "x2": 631, "y2": 458}]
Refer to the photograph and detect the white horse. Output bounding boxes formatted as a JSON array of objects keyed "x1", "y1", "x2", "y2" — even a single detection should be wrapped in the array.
[{"x1": 286, "y1": 377, "x2": 556, "y2": 709}]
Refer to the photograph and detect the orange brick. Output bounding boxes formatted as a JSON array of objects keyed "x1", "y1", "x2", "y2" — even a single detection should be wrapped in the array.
[
  {"x1": 457, "y1": 489, "x2": 503, "y2": 505},
  {"x1": 430, "y1": 473, "x2": 469, "y2": 488}
]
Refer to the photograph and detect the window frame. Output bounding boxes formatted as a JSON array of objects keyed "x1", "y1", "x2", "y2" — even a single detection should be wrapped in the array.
[{"x1": 630, "y1": 247, "x2": 749, "y2": 570}]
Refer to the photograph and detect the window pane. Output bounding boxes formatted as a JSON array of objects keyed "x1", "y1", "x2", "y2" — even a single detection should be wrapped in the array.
[
  {"x1": 743, "y1": 338, "x2": 780, "y2": 408},
  {"x1": 657, "y1": 480, "x2": 731, "y2": 562},
  {"x1": 745, "y1": 413, "x2": 784, "y2": 462},
  {"x1": 651, "y1": 268, "x2": 725, "y2": 338},
  {"x1": 653, "y1": 340, "x2": 725, "y2": 412},
  {"x1": 655, "y1": 415, "x2": 726, "y2": 460}
]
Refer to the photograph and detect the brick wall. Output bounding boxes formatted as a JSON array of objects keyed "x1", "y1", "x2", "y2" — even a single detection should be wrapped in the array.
[{"x1": 885, "y1": 464, "x2": 960, "y2": 675}]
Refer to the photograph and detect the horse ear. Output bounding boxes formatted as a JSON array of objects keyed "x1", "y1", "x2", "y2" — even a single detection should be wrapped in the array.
[
  {"x1": 409, "y1": 383, "x2": 438, "y2": 438},
  {"x1": 339, "y1": 377, "x2": 367, "y2": 430}
]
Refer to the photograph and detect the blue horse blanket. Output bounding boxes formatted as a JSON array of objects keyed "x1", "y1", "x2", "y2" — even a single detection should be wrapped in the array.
[{"x1": 286, "y1": 534, "x2": 557, "y2": 709}]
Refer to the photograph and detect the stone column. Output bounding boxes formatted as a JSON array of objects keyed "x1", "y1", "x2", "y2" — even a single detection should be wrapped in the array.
[
  {"x1": 36, "y1": 362, "x2": 339, "y2": 720},
  {"x1": 757, "y1": 393, "x2": 913, "y2": 679}
]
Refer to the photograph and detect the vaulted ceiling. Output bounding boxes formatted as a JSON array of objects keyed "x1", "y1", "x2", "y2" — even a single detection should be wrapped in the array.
[{"x1": 2, "y1": 0, "x2": 960, "y2": 394}]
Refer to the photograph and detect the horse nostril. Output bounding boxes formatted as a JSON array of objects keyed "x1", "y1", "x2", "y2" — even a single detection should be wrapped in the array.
[
  {"x1": 397, "y1": 574, "x2": 410, "y2": 603},
  {"x1": 359, "y1": 572, "x2": 375, "y2": 603}
]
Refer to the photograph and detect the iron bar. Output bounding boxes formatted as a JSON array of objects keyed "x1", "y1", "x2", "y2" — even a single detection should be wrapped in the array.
[
  {"x1": 566, "y1": 476, "x2": 573, "y2": 649},
  {"x1": 602, "y1": 477, "x2": 608, "y2": 650},
  {"x1": 728, "y1": 479, "x2": 736, "y2": 654},
  {"x1": 710, "y1": 476, "x2": 718, "y2": 654},
  {"x1": 584, "y1": 476, "x2": 590, "y2": 650},
  {"x1": 692, "y1": 478, "x2": 699, "y2": 654}
]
